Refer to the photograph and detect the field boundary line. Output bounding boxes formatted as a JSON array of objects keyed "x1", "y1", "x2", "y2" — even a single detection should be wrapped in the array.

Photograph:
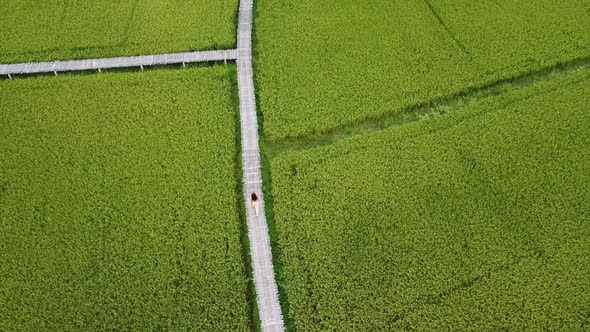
[
  {"x1": 236, "y1": 0, "x2": 285, "y2": 331},
  {"x1": 422, "y1": 0, "x2": 471, "y2": 57},
  {"x1": 265, "y1": 56, "x2": 590, "y2": 157},
  {"x1": 0, "y1": 49, "x2": 237, "y2": 77}
]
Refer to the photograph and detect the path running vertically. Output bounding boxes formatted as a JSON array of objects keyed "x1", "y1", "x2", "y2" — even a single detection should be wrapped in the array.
[
  {"x1": 236, "y1": 0, "x2": 285, "y2": 331},
  {"x1": 0, "y1": 49, "x2": 237, "y2": 77}
]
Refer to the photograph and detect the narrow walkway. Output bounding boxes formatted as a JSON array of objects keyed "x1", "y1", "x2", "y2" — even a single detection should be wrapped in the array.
[
  {"x1": 236, "y1": 0, "x2": 285, "y2": 331},
  {"x1": 0, "y1": 49, "x2": 237, "y2": 77}
]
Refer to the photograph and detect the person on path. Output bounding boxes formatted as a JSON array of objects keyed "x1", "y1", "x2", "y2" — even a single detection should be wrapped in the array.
[{"x1": 251, "y1": 193, "x2": 260, "y2": 216}]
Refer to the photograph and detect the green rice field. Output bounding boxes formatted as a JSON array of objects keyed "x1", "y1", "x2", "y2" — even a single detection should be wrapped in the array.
[
  {"x1": 0, "y1": 0, "x2": 238, "y2": 63},
  {"x1": 428, "y1": 0, "x2": 590, "y2": 79},
  {"x1": 0, "y1": 66, "x2": 250, "y2": 331},
  {"x1": 2, "y1": 0, "x2": 589, "y2": 330},
  {"x1": 255, "y1": 0, "x2": 590, "y2": 141},
  {"x1": 270, "y1": 70, "x2": 590, "y2": 330}
]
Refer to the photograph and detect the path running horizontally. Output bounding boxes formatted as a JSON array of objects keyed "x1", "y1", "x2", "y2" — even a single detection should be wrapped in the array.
[
  {"x1": 0, "y1": 49, "x2": 237, "y2": 77},
  {"x1": 236, "y1": 0, "x2": 285, "y2": 331},
  {"x1": 0, "y1": 1, "x2": 285, "y2": 329}
]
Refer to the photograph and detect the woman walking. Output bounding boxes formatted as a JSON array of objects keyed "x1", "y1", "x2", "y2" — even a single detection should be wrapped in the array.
[{"x1": 251, "y1": 193, "x2": 260, "y2": 216}]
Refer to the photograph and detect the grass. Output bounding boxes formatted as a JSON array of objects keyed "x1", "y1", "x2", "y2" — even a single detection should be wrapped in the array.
[
  {"x1": 0, "y1": 0, "x2": 238, "y2": 63},
  {"x1": 2, "y1": 1, "x2": 588, "y2": 329},
  {"x1": 0, "y1": 66, "x2": 251, "y2": 331},
  {"x1": 427, "y1": 0, "x2": 590, "y2": 80},
  {"x1": 264, "y1": 56, "x2": 590, "y2": 157},
  {"x1": 268, "y1": 68, "x2": 590, "y2": 330},
  {"x1": 254, "y1": 0, "x2": 590, "y2": 142}
]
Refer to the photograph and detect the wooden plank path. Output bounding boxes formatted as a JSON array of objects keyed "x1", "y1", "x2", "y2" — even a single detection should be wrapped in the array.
[
  {"x1": 0, "y1": 49, "x2": 237, "y2": 77},
  {"x1": 236, "y1": 0, "x2": 285, "y2": 331}
]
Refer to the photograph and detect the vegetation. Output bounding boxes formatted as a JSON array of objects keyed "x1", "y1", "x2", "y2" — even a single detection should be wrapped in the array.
[
  {"x1": 269, "y1": 69, "x2": 590, "y2": 330},
  {"x1": 0, "y1": 66, "x2": 251, "y2": 331},
  {"x1": 427, "y1": 0, "x2": 590, "y2": 80},
  {"x1": 2, "y1": 1, "x2": 588, "y2": 329},
  {"x1": 0, "y1": 0, "x2": 238, "y2": 63},
  {"x1": 255, "y1": 0, "x2": 590, "y2": 141}
]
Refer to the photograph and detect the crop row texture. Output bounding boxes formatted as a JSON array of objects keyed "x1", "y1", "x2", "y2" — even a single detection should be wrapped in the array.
[
  {"x1": 255, "y1": 0, "x2": 590, "y2": 141},
  {"x1": 428, "y1": 0, "x2": 590, "y2": 80},
  {"x1": 0, "y1": 67, "x2": 250, "y2": 331},
  {"x1": 0, "y1": 0, "x2": 238, "y2": 64},
  {"x1": 270, "y1": 69, "x2": 590, "y2": 330}
]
